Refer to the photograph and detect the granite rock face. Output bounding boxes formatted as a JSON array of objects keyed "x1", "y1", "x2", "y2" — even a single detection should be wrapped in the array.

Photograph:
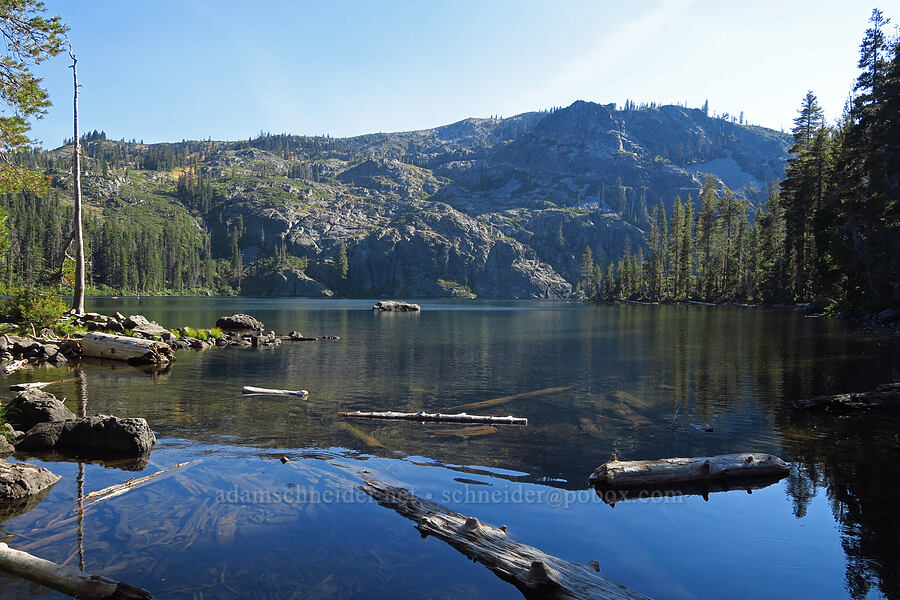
[{"x1": 55, "y1": 100, "x2": 790, "y2": 298}]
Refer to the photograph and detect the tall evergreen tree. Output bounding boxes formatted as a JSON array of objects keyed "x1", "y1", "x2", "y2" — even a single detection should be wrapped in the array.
[{"x1": 780, "y1": 91, "x2": 829, "y2": 299}]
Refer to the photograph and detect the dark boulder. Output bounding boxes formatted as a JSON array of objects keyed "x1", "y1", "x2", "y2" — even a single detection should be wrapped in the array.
[
  {"x1": 216, "y1": 313, "x2": 264, "y2": 330},
  {"x1": 18, "y1": 415, "x2": 156, "y2": 458},
  {"x1": 3, "y1": 389, "x2": 75, "y2": 431}
]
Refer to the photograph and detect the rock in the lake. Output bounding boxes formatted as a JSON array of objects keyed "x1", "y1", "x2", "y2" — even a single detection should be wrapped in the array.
[
  {"x1": 0, "y1": 459, "x2": 60, "y2": 502},
  {"x1": 3, "y1": 389, "x2": 76, "y2": 431},
  {"x1": 216, "y1": 314, "x2": 264, "y2": 330},
  {"x1": 0, "y1": 436, "x2": 14, "y2": 456},
  {"x1": 373, "y1": 300, "x2": 421, "y2": 312},
  {"x1": 18, "y1": 415, "x2": 157, "y2": 458}
]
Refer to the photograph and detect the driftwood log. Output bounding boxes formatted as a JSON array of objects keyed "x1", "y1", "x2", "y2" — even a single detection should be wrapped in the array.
[
  {"x1": 82, "y1": 333, "x2": 174, "y2": 365},
  {"x1": 362, "y1": 479, "x2": 648, "y2": 600},
  {"x1": 340, "y1": 410, "x2": 527, "y2": 425},
  {"x1": 9, "y1": 381, "x2": 54, "y2": 391},
  {"x1": 793, "y1": 383, "x2": 900, "y2": 412},
  {"x1": 0, "y1": 542, "x2": 152, "y2": 599},
  {"x1": 242, "y1": 386, "x2": 309, "y2": 397},
  {"x1": 589, "y1": 453, "x2": 789, "y2": 488},
  {"x1": 1, "y1": 359, "x2": 29, "y2": 375}
]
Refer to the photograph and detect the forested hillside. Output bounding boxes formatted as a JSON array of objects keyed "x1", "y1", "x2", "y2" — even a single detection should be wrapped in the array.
[
  {"x1": 0, "y1": 98, "x2": 791, "y2": 299},
  {"x1": 599, "y1": 9, "x2": 899, "y2": 311}
]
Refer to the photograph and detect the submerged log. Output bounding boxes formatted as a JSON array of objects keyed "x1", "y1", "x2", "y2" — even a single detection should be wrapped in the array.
[
  {"x1": 340, "y1": 410, "x2": 527, "y2": 425},
  {"x1": 0, "y1": 542, "x2": 152, "y2": 599},
  {"x1": 362, "y1": 479, "x2": 648, "y2": 599},
  {"x1": 82, "y1": 332, "x2": 174, "y2": 365},
  {"x1": 793, "y1": 383, "x2": 900, "y2": 412},
  {"x1": 242, "y1": 386, "x2": 308, "y2": 397},
  {"x1": 589, "y1": 453, "x2": 789, "y2": 488}
]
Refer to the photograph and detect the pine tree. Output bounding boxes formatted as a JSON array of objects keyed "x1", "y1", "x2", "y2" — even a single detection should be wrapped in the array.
[
  {"x1": 579, "y1": 247, "x2": 594, "y2": 294},
  {"x1": 695, "y1": 175, "x2": 717, "y2": 300},
  {"x1": 0, "y1": 1, "x2": 68, "y2": 192},
  {"x1": 337, "y1": 243, "x2": 349, "y2": 281},
  {"x1": 780, "y1": 91, "x2": 828, "y2": 299}
]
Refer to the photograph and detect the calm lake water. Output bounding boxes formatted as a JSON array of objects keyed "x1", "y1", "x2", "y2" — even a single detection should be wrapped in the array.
[{"x1": 2, "y1": 298, "x2": 898, "y2": 599}]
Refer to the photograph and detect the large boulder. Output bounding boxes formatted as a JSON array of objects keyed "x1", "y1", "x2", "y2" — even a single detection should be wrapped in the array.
[
  {"x1": 216, "y1": 314, "x2": 264, "y2": 330},
  {"x1": 122, "y1": 314, "x2": 150, "y2": 329},
  {"x1": 18, "y1": 415, "x2": 156, "y2": 458},
  {"x1": 3, "y1": 389, "x2": 75, "y2": 431},
  {"x1": 131, "y1": 321, "x2": 170, "y2": 338},
  {"x1": 0, "y1": 459, "x2": 60, "y2": 502}
]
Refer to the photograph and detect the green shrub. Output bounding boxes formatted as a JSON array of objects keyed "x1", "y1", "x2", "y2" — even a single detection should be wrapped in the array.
[{"x1": 2, "y1": 286, "x2": 68, "y2": 329}]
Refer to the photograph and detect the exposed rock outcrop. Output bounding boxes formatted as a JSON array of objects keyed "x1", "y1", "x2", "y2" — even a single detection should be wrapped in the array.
[{"x1": 242, "y1": 268, "x2": 333, "y2": 297}]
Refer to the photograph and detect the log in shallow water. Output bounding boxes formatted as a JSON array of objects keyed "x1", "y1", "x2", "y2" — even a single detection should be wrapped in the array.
[
  {"x1": 589, "y1": 453, "x2": 789, "y2": 487},
  {"x1": 0, "y1": 542, "x2": 152, "y2": 599},
  {"x1": 242, "y1": 386, "x2": 309, "y2": 397},
  {"x1": 793, "y1": 383, "x2": 900, "y2": 411},
  {"x1": 340, "y1": 410, "x2": 527, "y2": 425},
  {"x1": 82, "y1": 332, "x2": 174, "y2": 365},
  {"x1": 361, "y1": 479, "x2": 649, "y2": 599}
]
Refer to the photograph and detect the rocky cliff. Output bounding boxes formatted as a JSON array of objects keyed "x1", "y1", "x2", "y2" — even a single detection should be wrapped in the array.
[{"x1": 57, "y1": 100, "x2": 790, "y2": 298}]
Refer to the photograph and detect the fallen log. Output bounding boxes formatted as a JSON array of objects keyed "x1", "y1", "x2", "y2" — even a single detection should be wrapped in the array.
[
  {"x1": 82, "y1": 332, "x2": 174, "y2": 365},
  {"x1": 84, "y1": 460, "x2": 198, "y2": 506},
  {"x1": 242, "y1": 386, "x2": 308, "y2": 397},
  {"x1": 9, "y1": 381, "x2": 51, "y2": 391},
  {"x1": 340, "y1": 410, "x2": 527, "y2": 425},
  {"x1": 589, "y1": 453, "x2": 789, "y2": 488},
  {"x1": 453, "y1": 386, "x2": 571, "y2": 411},
  {"x1": 361, "y1": 479, "x2": 648, "y2": 599},
  {"x1": 1, "y1": 359, "x2": 29, "y2": 375},
  {"x1": 0, "y1": 542, "x2": 152, "y2": 599},
  {"x1": 592, "y1": 473, "x2": 788, "y2": 506},
  {"x1": 9, "y1": 377, "x2": 82, "y2": 392},
  {"x1": 793, "y1": 383, "x2": 900, "y2": 412}
]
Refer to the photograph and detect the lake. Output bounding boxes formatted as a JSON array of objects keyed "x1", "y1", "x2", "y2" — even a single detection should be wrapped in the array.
[{"x1": 2, "y1": 298, "x2": 898, "y2": 599}]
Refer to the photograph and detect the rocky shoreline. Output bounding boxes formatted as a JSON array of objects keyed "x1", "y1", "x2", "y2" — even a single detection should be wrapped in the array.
[
  {"x1": 0, "y1": 311, "x2": 341, "y2": 374},
  {"x1": 0, "y1": 311, "x2": 336, "y2": 513}
]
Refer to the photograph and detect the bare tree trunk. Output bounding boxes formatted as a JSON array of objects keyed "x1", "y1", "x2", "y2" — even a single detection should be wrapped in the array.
[{"x1": 70, "y1": 45, "x2": 85, "y2": 316}]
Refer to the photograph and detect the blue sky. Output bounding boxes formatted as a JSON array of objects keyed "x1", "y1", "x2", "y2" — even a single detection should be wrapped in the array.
[{"x1": 26, "y1": 0, "x2": 898, "y2": 147}]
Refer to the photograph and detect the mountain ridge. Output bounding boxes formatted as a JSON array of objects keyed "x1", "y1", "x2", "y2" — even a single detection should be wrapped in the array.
[{"x1": 22, "y1": 100, "x2": 790, "y2": 298}]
